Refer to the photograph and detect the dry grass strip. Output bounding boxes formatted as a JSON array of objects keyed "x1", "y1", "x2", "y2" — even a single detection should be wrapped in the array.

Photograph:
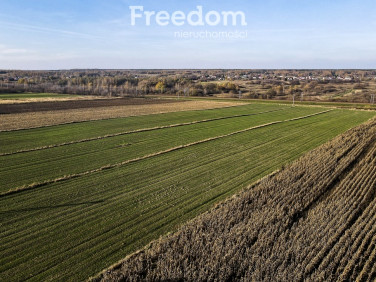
[{"x1": 0, "y1": 95, "x2": 106, "y2": 104}]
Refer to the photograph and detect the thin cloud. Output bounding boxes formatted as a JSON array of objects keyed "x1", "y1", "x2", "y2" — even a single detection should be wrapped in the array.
[
  {"x1": 0, "y1": 44, "x2": 32, "y2": 55},
  {"x1": 1, "y1": 48, "x2": 29, "y2": 55},
  {"x1": 247, "y1": 28, "x2": 316, "y2": 33},
  {"x1": 0, "y1": 21, "x2": 105, "y2": 40}
]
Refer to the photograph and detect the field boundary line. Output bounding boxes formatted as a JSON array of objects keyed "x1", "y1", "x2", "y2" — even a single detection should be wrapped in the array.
[
  {"x1": 0, "y1": 108, "x2": 287, "y2": 156},
  {"x1": 0, "y1": 109, "x2": 332, "y2": 197}
]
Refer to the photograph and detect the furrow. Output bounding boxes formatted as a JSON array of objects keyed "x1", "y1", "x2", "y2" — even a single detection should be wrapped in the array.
[
  {"x1": 0, "y1": 110, "x2": 332, "y2": 197},
  {"x1": 0, "y1": 108, "x2": 286, "y2": 156}
]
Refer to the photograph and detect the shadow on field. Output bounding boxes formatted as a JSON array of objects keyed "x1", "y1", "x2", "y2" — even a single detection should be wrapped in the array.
[{"x1": 0, "y1": 200, "x2": 105, "y2": 214}]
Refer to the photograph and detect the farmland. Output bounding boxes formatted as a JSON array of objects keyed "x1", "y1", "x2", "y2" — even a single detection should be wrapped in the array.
[
  {"x1": 0, "y1": 99, "x2": 239, "y2": 131},
  {"x1": 100, "y1": 116, "x2": 376, "y2": 281},
  {"x1": 0, "y1": 98, "x2": 375, "y2": 281},
  {"x1": 180, "y1": 96, "x2": 376, "y2": 110},
  {"x1": 0, "y1": 97, "x2": 182, "y2": 114}
]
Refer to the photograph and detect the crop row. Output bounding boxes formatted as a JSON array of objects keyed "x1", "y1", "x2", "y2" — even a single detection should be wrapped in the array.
[
  {"x1": 98, "y1": 116, "x2": 376, "y2": 281},
  {"x1": 0, "y1": 103, "x2": 283, "y2": 153},
  {"x1": 1, "y1": 109, "x2": 374, "y2": 281},
  {"x1": 0, "y1": 107, "x2": 326, "y2": 192}
]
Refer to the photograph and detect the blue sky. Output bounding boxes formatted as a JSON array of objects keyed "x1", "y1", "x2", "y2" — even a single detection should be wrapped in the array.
[{"x1": 0, "y1": 0, "x2": 375, "y2": 69}]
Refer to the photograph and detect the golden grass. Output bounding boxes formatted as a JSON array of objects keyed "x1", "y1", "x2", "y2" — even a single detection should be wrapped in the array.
[
  {"x1": 0, "y1": 95, "x2": 105, "y2": 104},
  {"x1": 0, "y1": 100, "x2": 240, "y2": 131}
]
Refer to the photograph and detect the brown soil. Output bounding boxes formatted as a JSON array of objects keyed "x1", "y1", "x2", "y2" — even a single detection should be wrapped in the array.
[{"x1": 0, "y1": 97, "x2": 180, "y2": 114}]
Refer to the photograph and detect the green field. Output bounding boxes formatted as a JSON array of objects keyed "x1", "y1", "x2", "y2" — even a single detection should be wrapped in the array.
[
  {"x1": 0, "y1": 103, "x2": 375, "y2": 281},
  {"x1": 164, "y1": 95, "x2": 376, "y2": 110},
  {"x1": 0, "y1": 92, "x2": 78, "y2": 99}
]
